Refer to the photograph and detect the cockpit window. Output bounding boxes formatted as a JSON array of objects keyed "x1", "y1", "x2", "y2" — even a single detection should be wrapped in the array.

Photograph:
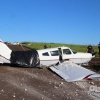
[
  {"x1": 42, "y1": 52, "x2": 49, "y2": 56},
  {"x1": 63, "y1": 49, "x2": 71, "y2": 54},
  {"x1": 50, "y1": 50, "x2": 59, "y2": 56}
]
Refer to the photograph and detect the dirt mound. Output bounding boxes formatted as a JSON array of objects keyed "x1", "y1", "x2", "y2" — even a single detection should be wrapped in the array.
[{"x1": 88, "y1": 57, "x2": 100, "y2": 71}]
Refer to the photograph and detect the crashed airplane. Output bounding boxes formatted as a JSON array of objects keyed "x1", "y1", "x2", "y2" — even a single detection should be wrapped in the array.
[
  {"x1": 37, "y1": 46, "x2": 93, "y2": 66},
  {"x1": 0, "y1": 39, "x2": 100, "y2": 82}
]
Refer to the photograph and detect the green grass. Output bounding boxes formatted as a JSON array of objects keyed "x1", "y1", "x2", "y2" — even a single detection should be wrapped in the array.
[{"x1": 21, "y1": 41, "x2": 99, "y2": 56}]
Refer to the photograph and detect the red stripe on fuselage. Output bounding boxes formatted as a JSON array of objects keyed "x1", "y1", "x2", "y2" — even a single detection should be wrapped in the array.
[{"x1": 0, "y1": 54, "x2": 10, "y2": 60}]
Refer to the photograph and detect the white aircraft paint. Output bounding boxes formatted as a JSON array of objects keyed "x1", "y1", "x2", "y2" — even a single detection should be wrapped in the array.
[
  {"x1": 37, "y1": 47, "x2": 93, "y2": 66},
  {"x1": 0, "y1": 40, "x2": 12, "y2": 63},
  {"x1": 50, "y1": 61, "x2": 100, "y2": 82}
]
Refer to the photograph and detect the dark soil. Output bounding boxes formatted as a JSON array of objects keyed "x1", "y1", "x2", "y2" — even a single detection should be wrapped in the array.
[{"x1": 87, "y1": 57, "x2": 100, "y2": 72}]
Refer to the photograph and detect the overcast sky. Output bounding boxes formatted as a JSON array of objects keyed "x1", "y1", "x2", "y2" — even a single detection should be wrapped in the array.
[{"x1": 0, "y1": 0, "x2": 100, "y2": 45}]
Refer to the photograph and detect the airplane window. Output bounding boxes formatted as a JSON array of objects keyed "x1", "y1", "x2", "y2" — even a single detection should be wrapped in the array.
[
  {"x1": 50, "y1": 50, "x2": 59, "y2": 56},
  {"x1": 63, "y1": 49, "x2": 71, "y2": 54},
  {"x1": 42, "y1": 52, "x2": 49, "y2": 56}
]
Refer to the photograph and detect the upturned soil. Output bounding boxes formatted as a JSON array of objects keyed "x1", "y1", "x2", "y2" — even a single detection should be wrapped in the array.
[{"x1": 0, "y1": 44, "x2": 100, "y2": 100}]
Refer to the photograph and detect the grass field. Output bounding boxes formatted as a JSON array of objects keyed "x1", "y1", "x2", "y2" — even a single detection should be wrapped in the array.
[{"x1": 21, "y1": 42, "x2": 99, "y2": 56}]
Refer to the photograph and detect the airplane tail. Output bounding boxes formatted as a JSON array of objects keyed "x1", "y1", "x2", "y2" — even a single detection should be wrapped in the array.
[{"x1": 0, "y1": 39, "x2": 12, "y2": 63}]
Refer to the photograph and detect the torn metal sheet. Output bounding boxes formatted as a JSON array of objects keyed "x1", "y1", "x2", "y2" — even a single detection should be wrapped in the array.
[{"x1": 50, "y1": 61, "x2": 100, "y2": 82}]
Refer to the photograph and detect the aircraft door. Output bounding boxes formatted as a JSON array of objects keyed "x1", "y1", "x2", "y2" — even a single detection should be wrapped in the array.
[{"x1": 58, "y1": 48, "x2": 63, "y2": 62}]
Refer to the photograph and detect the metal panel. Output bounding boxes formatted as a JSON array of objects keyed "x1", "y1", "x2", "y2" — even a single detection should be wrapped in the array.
[{"x1": 50, "y1": 61, "x2": 100, "y2": 82}]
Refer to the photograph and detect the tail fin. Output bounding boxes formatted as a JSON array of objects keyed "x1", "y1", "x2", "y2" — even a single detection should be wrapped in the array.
[{"x1": 0, "y1": 39, "x2": 12, "y2": 63}]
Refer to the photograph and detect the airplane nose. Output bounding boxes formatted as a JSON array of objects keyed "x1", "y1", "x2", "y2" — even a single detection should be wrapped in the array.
[
  {"x1": 89, "y1": 53, "x2": 95, "y2": 58},
  {"x1": 86, "y1": 53, "x2": 93, "y2": 59},
  {"x1": 92, "y1": 55, "x2": 95, "y2": 58}
]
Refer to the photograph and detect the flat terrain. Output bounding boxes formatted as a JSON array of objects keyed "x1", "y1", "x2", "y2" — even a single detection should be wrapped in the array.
[{"x1": 0, "y1": 44, "x2": 100, "y2": 100}]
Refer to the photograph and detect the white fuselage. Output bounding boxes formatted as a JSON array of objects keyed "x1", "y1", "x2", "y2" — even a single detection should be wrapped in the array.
[{"x1": 37, "y1": 47, "x2": 93, "y2": 66}]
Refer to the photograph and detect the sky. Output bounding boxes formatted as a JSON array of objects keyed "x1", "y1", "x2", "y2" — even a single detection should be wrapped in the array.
[{"x1": 0, "y1": 0, "x2": 100, "y2": 45}]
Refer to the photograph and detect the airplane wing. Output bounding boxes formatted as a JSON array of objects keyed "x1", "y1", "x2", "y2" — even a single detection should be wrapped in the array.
[{"x1": 49, "y1": 61, "x2": 100, "y2": 82}]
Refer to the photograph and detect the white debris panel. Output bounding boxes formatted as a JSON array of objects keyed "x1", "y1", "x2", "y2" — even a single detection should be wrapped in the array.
[{"x1": 49, "y1": 61, "x2": 100, "y2": 82}]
